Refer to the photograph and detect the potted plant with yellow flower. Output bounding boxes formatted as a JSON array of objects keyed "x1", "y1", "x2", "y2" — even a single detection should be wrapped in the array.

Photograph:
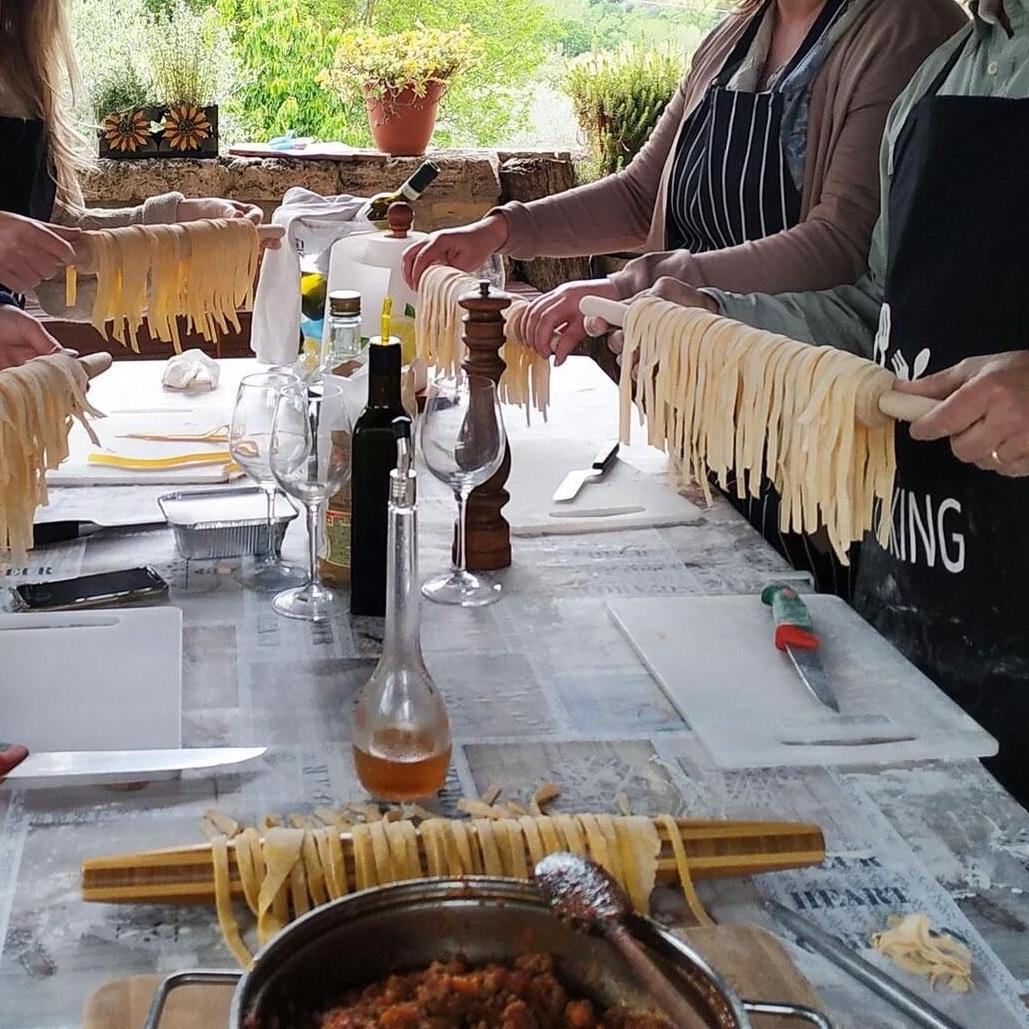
[{"x1": 320, "y1": 24, "x2": 481, "y2": 157}]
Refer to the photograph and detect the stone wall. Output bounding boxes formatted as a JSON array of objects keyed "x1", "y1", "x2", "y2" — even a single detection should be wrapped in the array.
[{"x1": 80, "y1": 149, "x2": 590, "y2": 290}]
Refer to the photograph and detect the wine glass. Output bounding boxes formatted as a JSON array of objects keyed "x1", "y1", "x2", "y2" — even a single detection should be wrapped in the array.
[
  {"x1": 269, "y1": 380, "x2": 353, "y2": 622},
  {"x1": 472, "y1": 253, "x2": 507, "y2": 291},
  {"x1": 420, "y1": 373, "x2": 507, "y2": 607},
  {"x1": 229, "y1": 370, "x2": 306, "y2": 592}
]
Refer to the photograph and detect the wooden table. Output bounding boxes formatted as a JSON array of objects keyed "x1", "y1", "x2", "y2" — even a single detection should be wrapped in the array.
[{"x1": 1, "y1": 358, "x2": 1027, "y2": 1028}]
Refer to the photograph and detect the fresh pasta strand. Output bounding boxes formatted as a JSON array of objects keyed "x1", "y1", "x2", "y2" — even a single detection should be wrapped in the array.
[
  {"x1": 416, "y1": 265, "x2": 550, "y2": 422},
  {"x1": 0, "y1": 353, "x2": 102, "y2": 559},
  {"x1": 72, "y1": 218, "x2": 259, "y2": 352},
  {"x1": 619, "y1": 298, "x2": 898, "y2": 564}
]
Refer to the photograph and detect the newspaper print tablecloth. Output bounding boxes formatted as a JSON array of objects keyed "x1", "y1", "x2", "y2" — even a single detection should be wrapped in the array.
[{"x1": 2, "y1": 358, "x2": 1028, "y2": 1028}]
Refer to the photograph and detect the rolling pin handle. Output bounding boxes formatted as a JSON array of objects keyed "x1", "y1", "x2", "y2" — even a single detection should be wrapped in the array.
[
  {"x1": 878, "y1": 390, "x2": 937, "y2": 423},
  {"x1": 579, "y1": 296, "x2": 629, "y2": 328}
]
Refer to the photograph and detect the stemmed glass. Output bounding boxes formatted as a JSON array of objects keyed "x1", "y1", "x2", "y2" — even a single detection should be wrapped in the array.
[
  {"x1": 229, "y1": 370, "x2": 306, "y2": 592},
  {"x1": 420, "y1": 373, "x2": 507, "y2": 607},
  {"x1": 473, "y1": 253, "x2": 507, "y2": 291},
  {"x1": 269, "y1": 379, "x2": 353, "y2": 622}
]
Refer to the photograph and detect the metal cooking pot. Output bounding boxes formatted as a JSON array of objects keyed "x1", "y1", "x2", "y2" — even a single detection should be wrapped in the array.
[{"x1": 143, "y1": 877, "x2": 832, "y2": 1028}]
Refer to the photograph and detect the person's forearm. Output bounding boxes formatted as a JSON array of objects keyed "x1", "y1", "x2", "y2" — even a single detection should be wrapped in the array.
[
  {"x1": 498, "y1": 175, "x2": 656, "y2": 261},
  {"x1": 706, "y1": 275, "x2": 883, "y2": 357},
  {"x1": 53, "y1": 192, "x2": 184, "y2": 230},
  {"x1": 609, "y1": 210, "x2": 871, "y2": 300}
]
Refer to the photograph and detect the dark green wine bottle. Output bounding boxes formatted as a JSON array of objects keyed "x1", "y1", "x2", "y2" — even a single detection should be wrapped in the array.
[{"x1": 350, "y1": 341, "x2": 412, "y2": 617}]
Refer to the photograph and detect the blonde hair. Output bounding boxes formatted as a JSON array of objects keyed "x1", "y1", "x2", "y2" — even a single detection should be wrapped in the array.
[{"x1": 0, "y1": 0, "x2": 86, "y2": 210}]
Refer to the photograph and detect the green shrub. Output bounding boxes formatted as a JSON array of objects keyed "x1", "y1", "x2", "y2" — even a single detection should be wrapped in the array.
[
  {"x1": 564, "y1": 44, "x2": 681, "y2": 179},
  {"x1": 151, "y1": 2, "x2": 234, "y2": 106},
  {"x1": 89, "y1": 66, "x2": 152, "y2": 121}
]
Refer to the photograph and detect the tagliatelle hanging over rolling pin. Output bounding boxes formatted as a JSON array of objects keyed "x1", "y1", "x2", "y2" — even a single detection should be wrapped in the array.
[
  {"x1": 64, "y1": 219, "x2": 276, "y2": 352},
  {"x1": 0, "y1": 353, "x2": 102, "y2": 557},
  {"x1": 579, "y1": 295, "x2": 936, "y2": 564},
  {"x1": 416, "y1": 265, "x2": 550, "y2": 421}
]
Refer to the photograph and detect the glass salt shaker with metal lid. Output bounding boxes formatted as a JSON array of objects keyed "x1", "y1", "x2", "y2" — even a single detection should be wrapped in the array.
[{"x1": 323, "y1": 290, "x2": 366, "y2": 374}]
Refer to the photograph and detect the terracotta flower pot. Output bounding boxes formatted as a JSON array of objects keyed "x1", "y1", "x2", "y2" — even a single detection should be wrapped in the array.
[{"x1": 363, "y1": 81, "x2": 444, "y2": 157}]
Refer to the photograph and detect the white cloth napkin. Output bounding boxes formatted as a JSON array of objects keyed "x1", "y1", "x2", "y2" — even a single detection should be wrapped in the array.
[
  {"x1": 251, "y1": 188, "x2": 371, "y2": 366},
  {"x1": 161, "y1": 348, "x2": 220, "y2": 391}
]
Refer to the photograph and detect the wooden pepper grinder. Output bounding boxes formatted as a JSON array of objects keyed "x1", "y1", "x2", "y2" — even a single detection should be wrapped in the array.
[{"x1": 457, "y1": 281, "x2": 512, "y2": 572}]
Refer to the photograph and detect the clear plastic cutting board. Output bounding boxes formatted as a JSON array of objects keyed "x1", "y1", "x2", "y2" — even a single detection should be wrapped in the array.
[{"x1": 608, "y1": 594, "x2": 997, "y2": 768}]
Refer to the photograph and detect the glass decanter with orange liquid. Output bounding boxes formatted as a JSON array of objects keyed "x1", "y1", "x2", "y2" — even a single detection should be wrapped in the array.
[{"x1": 352, "y1": 420, "x2": 451, "y2": 801}]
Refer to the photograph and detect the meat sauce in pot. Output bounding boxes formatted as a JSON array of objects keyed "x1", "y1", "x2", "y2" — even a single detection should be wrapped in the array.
[{"x1": 316, "y1": 952, "x2": 673, "y2": 1029}]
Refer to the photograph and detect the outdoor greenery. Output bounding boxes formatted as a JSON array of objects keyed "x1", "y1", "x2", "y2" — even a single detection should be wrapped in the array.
[
  {"x1": 149, "y1": 3, "x2": 233, "y2": 106},
  {"x1": 72, "y1": 0, "x2": 237, "y2": 118},
  {"x1": 70, "y1": 0, "x2": 727, "y2": 149},
  {"x1": 565, "y1": 43, "x2": 682, "y2": 179}
]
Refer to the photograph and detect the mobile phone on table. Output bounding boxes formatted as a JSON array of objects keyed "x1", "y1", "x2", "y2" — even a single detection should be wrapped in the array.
[{"x1": 12, "y1": 566, "x2": 169, "y2": 612}]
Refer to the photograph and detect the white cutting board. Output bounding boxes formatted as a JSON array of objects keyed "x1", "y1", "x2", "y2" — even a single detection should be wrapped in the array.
[
  {"x1": 0, "y1": 608, "x2": 182, "y2": 751},
  {"x1": 49, "y1": 359, "x2": 260, "y2": 486},
  {"x1": 48, "y1": 411, "x2": 242, "y2": 486},
  {"x1": 505, "y1": 438, "x2": 701, "y2": 536},
  {"x1": 609, "y1": 595, "x2": 997, "y2": 768}
]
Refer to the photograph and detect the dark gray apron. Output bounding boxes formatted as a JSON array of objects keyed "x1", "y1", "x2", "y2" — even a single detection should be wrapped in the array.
[{"x1": 854, "y1": 37, "x2": 1029, "y2": 803}]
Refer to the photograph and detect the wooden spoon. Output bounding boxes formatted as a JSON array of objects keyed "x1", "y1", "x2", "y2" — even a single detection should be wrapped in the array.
[{"x1": 535, "y1": 853, "x2": 708, "y2": 1029}]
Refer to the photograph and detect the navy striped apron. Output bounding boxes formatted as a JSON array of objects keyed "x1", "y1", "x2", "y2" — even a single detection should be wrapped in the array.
[{"x1": 666, "y1": 0, "x2": 854, "y2": 598}]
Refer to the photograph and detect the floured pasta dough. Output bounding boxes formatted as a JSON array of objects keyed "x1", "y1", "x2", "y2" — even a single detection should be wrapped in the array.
[
  {"x1": 416, "y1": 266, "x2": 550, "y2": 421},
  {"x1": 871, "y1": 914, "x2": 973, "y2": 993},
  {"x1": 619, "y1": 298, "x2": 898, "y2": 564},
  {"x1": 67, "y1": 218, "x2": 259, "y2": 353},
  {"x1": 0, "y1": 353, "x2": 101, "y2": 557}
]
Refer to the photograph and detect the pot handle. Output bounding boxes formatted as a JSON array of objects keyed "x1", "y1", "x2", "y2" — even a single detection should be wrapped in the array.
[
  {"x1": 743, "y1": 1000, "x2": 833, "y2": 1028},
  {"x1": 143, "y1": 969, "x2": 243, "y2": 1029}
]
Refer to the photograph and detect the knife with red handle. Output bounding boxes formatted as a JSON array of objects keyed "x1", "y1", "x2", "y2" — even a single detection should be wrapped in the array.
[{"x1": 761, "y1": 584, "x2": 841, "y2": 712}]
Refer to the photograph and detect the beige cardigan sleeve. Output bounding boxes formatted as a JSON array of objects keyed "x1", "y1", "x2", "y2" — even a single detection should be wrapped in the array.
[{"x1": 608, "y1": 0, "x2": 968, "y2": 299}]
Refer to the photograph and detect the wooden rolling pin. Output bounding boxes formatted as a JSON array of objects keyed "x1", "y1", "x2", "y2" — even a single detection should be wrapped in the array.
[
  {"x1": 80, "y1": 816, "x2": 825, "y2": 905},
  {"x1": 579, "y1": 295, "x2": 936, "y2": 427},
  {"x1": 79, "y1": 352, "x2": 112, "y2": 380},
  {"x1": 70, "y1": 221, "x2": 285, "y2": 276}
]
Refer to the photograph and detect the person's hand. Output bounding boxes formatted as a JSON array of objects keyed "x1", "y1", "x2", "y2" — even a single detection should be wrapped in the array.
[
  {"x1": 0, "y1": 743, "x2": 28, "y2": 783},
  {"x1": 177, "y1": 197, "x2": 264, "y2": 224},
  {"x1": 0, "y1": 211, "x2": 80, "y2": 294},
  {"x1": 0, "y1": 305, "x2": 66, "y2": 371},
  {"x1": 402, "y1": 213, "x2": 510, "y2": 291},
  {"x1": 898, "y1": 351, "x2": 1029, "y2": 476},
  {"x1": 176, "y1": 198, "x2": 280, "y2": 251},
  {"x1": 603, "y1": 277, "x2": 718, "y2": 368},
  {"x1": 521, "y1": 279, "x2": 620, "y2": 367}
]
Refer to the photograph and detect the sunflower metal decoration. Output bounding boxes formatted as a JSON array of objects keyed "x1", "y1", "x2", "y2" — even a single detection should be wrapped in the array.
[
  {"x1": 103, "y1": 109, "x2": 151, "y2": 153},
  {"x1": 162, "y1": 103, "x2": 213, "y2": 152}
]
